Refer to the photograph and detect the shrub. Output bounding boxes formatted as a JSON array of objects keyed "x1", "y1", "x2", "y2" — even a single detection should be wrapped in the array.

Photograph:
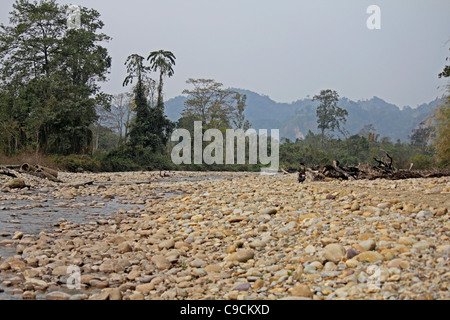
[
  {"x1": 410, "y1": 154, "x2": 435, "y2": 170},
  {"x1": 99, "y1": 146, "x2": 140, "y2": 172},
  {"x1": 53, "y1": 154, "x2": 101, "y2": 172}
]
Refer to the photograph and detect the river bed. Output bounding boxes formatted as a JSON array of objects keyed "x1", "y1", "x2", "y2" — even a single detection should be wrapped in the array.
[{"x1": 0, "y1": 172, "x2": 240, "y2": 299}]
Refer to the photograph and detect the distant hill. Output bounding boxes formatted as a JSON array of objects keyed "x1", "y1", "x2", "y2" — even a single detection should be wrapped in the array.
[{"x1": 164, "y1": 89, "x2": 440, "y2": 142}]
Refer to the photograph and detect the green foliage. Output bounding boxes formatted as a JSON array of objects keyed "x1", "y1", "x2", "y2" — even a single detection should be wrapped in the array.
[
  {"x1": 95, "y1": 126, "x2": 120, "y2": 151},
  {"x1": 123, "y1": 53, "x2": 175, "y2": 152},
  {"x1": 279, "y1": 131, "x2": 438, "y2": 171},
  {"x1": 181, "y1": 79, "x2": 250, "y2": 130},
  {"x1": 432, "y1": 54, "x2": 449, "y2": 168},
  {"x1": 147, "y1": 50, "x2": 176, "y2": 107},
  {"x1": 99, "y1": 145, "x2": 175, "y2": 172},
  {"x1": 0, "y1": 2, "x2": 443, "y2": 174},
  {"x1": 0, "y1": 0, "x2": 111, "y2": 155},
  {"x1": 53, "y1": 154, "x2": 100, "y2": 172},
  {"x1": 99, "y1": 146, "x2": 141, "y2": 172},
  {"x1": 431, "y1": 94, "x2": 450, "y2": 168},
  {"x1": 313, "y1": 89, "x2": 348, "y2": 141},
  {"x1": 410, "y1": 154, "x2": 435, "y2": 170}
]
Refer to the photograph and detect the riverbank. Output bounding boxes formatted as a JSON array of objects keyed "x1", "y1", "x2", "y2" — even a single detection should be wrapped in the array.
[{"x1": 0, "y1": 171, "x2": 449, "y2": 300}]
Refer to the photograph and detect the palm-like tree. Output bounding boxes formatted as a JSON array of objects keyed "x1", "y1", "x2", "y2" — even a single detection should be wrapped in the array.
[
  {"x1": 123, "y1": 54, "x2": 149, "y2": 87},
  {"x1": 123, "y1": 54, "x2": 152, "y2": 148},
  {"x1": 147, "y1": 50, "x2": 176, "y2": 109}
]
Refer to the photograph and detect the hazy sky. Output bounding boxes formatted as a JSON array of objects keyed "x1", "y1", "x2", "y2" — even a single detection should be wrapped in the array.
[{"x1": 1, "y1": 0, "x2": 449, "y2": 108}]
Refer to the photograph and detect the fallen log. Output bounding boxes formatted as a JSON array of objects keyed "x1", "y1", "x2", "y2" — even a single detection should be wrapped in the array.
[
  {"x1": 35, "y1": 165, "x2": 58, "y2": 178},
  {"x1": 20, "y1": 163, "x2": 31, "y2": 172},
  {"x1": 19, "y1": 163, "x2": 61, "y2": 182},
  {"x1": 24, "y1": 170, "x2": 62, "y2": 183}
]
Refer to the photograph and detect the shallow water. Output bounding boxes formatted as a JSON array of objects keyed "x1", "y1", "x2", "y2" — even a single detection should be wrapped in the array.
[{"x1": 0, "y1": 173, "x2": 237, "y2": 299}]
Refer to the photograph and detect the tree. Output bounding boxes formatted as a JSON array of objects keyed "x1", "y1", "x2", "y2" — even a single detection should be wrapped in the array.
[
  {"x1": 432, "y1": 47, "x2": 450, "y2": 167},
  {"x1": 93, "y1": 104, "x2": 113, "y2": 151},
  {"x1": 123, "y1": 54, "x2": 155, "y2": 149},
  {"x1": 44, "y1": 6, "x2": 112, "y2": 155},
  {"x1": 144, "y1": 78, "x2": 158, "y2": 108},
  {"x1": 438, "y1": 47, "x2": 450, "y2": 79},
  {"x1": 431, "y1": 93, "x2": 449, "y2": 167},
  {"x1": 110, "y1": 92, "x2": 134, "y2": 146},
  {"x1": 123, "y1": 53, "x2": 174, "y2": 152},
  {"x1": 231, "y1": 93, "x2": 251, "y2": 131},
  {"x1": 0, "y1": 0, "x2": 111, "y2": 155},
  {"x1": 147, "y1": 50, "x2": 176, "y2": 110},
  {"x1": 181, "y1": 79, "x2": 249, "y2": 130},
  {"x1": 145, "y1": 51, "x2": 176, "y2": 148},
  {"x1": 410, "y1": 121, "x2": 433, "y2": 150},
  {"x1": 123, "y1": 54, "x2": 150, "y2": 88},
  {"x1": 313, "y1": 90, "x2": 348, "y2": 143}
]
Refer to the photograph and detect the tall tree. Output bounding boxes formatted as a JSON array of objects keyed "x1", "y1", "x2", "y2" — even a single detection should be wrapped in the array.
[
  {"x1": 410, "y1": 121, "x2": 433, "y2": 150},
  {"x1": 44, "y1": 6, "x2": 112, "y2": 154},
  {"x1": 123, "y1": 53, "x2": 174, "y2": 151},
  {"x1": 0, "y1": 0, "x2": 111, "y2": 155},
  {"x1": 181, "y1": 78, "x2": 249, "y2": 130},
  {"x1": 432, "y1": 49, "x2": 450, "y2": 167},
  {"x1": 147, "y1": 50, "x2": 176, "y2": 110},
  {"x1": 313, "y1": 89, "x2": 348, "y2": 143},
  {"x1": 123, "y1": 54, "x2": 153, "y2": 149},
  {"x1": 431, "y1": 46, "x2": 450, "y2": 167},
  {"x1": 431, "y1": 95, "x2": 449, "y2": 167},
  {"x1": 110, "y1": 92, "x2": 134, "y2": 146}
]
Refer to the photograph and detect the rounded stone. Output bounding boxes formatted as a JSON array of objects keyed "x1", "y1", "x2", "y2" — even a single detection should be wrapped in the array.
[
  {"x1": 288, "y1": 284, "x2": 313, "y2": 298},
  {"x1": 324, "y1": 244, "x2": 346, "y2": 263},
  {"x1": 225, "y1": 249, "x2": 255, "y2": 263}
]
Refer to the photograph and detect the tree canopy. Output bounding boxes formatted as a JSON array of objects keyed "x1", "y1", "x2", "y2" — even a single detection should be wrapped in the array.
[
  {"x1": 147, "y1": 50, "x2": 176, "y2": 110},
  {"x1": 431, "y1": 47, "x2": 450, "y2": 167},
  {"x1": 123, "y1": 52, "x2": 175, "y2": 152},
  {"x1": 180, "y1": 78, "x2": 250, "y2": 130},
  {"x1": 0, "y1": 0, "x2": 111, "y2": 155},
  {"x1": 313, "y1": 89, "x2": 348, "y2": 142}
]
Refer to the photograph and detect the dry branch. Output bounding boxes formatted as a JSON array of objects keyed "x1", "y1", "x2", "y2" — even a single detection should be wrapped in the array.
[{"x1": 303, "y1": 157, "x2": 450, "y2": 182}]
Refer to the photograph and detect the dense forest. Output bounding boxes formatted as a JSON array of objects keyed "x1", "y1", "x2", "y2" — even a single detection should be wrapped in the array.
[{"x1": 0, "y1": 0, "x2": 448, "y2": 173}]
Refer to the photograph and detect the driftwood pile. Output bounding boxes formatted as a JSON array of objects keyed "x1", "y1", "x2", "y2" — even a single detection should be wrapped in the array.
[
  {"x1": 0, "y1": 163, "x2": 61, "y2": 183},
  {"x1": 304, "y1": 154, "x2": 450, "y2": 182}
]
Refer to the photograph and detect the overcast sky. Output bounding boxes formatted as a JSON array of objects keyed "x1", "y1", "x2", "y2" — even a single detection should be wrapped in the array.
[{"x1": 1, "y1": 0, "x2": 449, "y2": 108}]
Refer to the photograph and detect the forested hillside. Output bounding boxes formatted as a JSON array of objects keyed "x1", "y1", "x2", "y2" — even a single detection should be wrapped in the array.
[{"x1": 166, "y1": 91, "x2": 440, "y2": 142}]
